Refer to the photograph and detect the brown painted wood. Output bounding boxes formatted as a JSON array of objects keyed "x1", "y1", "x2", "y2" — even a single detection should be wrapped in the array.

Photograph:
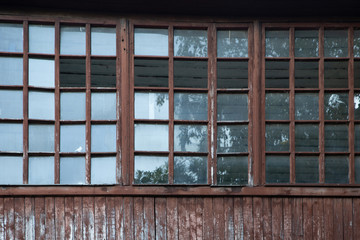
[
  {"x1": 94, "y1": 197, "x2": 106, "y2": 240},
  {"x1": 54, "y1": 21, "x2": 60, "y2": 184},
  {"x1": 22, "y1": 20, "x2": 29, "y2": 185},
  {"x1": 133, "y1": 197, "x2": 143, "y2": 239},
  {"x1": 166, "y1": 197, "x2": 178, "y2": 240},
  {"x1": 44, "y1": 197, "x2": 55, "y2": 240},
  {"x1": 283, "y1": 198, "x2": 292, "y2": 240},
  {"x1": 272, "y1": 197, "x2": 284, "y2": 240},
  {"x1": 302, "y1": 198, "x2": 313, "y2": 240},
  {"x1": 243, "y1": 197, "x2": 254, "y2": 239},
  {"x1": 64, "y1": 197, "x2": 74, "y2": 240},
  {"x1": 115, "y1": 197, "x2": 125, "y2": 240},
  {"x1": 224, "y1": 197, "x2": 235, "y2": 240},
  {"x1": 155, "y1": 198, "x2": 167, "y2": 240},
  {"x1": 82, "y1": 197, "x2": 95, "y2": 240},
  {"x1": 55, "y1": 197, "x2": 65, "y2": 240},
  {"x1": 0, "y1": 198, "x2": 3, "y2": 240},
  {"x1": 353, "y1": 198, "x2": 360, "y2": 240},
  {"x1": 195, "y1": 197, "x2": 203, "y2": 240},
  {"x1": 333, "y1": 198, "x2": 344, "y2": 240},
  {"x1": 144, "y1": 197, "x2": 155, "y2": 239},
  {"x1": 177, "y1": 197, "x2": 190, "y2": 240},
  {"x1": 312, "y1": 197, "x2": 323, "y2": 240},
  {"x1": 4, "y1": 198, "x2": 14, "y2": 240},
  {"x1": 213, "y1": 197, "x2": 225, "y2": 239},
  {"x1": 253, "y1": 197, "x2": 263, "y2": 239},
  {"x1": 343, "y1": 198, "x2": 353, "y2": 240},
  {"x1": 123, "y1": 197, "x2": 134, "y2": 240},
  {"x1": 105, "y1": 197, "x2": 116, "y2": 240},
  {"x1": 85, "y1": 24, "x2": 92, "y2": 184},
  {"x1": 73, "y1": 197, "x2": 83, "y2": 240},
  {"x1": 24, "y1": 198, "x2": 35, "y2": 240},
  {"x1": 14, "y1": 198, "x2": 25, "y2": 240},
  {"x1": 323, "y1": 198, "x2": 334, "y2": 240},
  {"x1": 262, "y1": 197, "x2": 272, "y2": 240},
  {"x1": 202, "y1": 197, "x2": 213, "y2": 239},
  {"x1": 292, "y1": 198, "x2": 303, "y2": 240},
  {"x1": 34, "y1": 197, "x2": 45, "y2": 240}
]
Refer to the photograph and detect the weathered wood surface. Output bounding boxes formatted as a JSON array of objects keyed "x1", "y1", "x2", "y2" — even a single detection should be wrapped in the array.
[{"x1": 0, "y1": 196, "x2": 359, "y2": 239}]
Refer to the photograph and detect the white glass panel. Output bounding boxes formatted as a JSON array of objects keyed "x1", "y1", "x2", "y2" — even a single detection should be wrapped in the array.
[
  {"x1": 91, "y1": 27, "x2": 116, "y2": 55},
  {"x1": 60, "y1": 125, "x2": 85, "y2": 152},
  {"x1": 174, "y1": 29, "x2": 207, "y2": 57},
  {"x1": 134, "y1": 156, "x2": 168, "y2": 184},
  {"x1": 91, "y1": 157, "x2": 116, "y2": 184},
  {"x1": 29, "y1": 25, "x2": 55, "y2": 54},
  {"x1": 29, "y1": 58, "x2": 55, "y2": 88},
  {"x1": 135, "y1": 124, "x2": 168, "y2": 151},
  {"x1": 0, "y1": 123, "x2": 22, "y2": 152},
  {"x1": 60, "y1": 92, "x2": 86, "y2": 120},
  {"x1": 91, "y1": 93, "x2": 116, "y2": 120},
  {"x1": 29, "y1": 91, "x2": 54, "y2": 120},
  {"x1": 0, "y1": 57, "x2": 23, "y2": 85},
  {"x1": 135, "y1": 92, "x2": 168, "y2": 120},
  {"x1": 29, "y1": 156, "x2": 54, "y2": 184},
  {"x1": 217, "y1": 30, "x2": 248, "y2": 57},
  {"x1": 91, "y1": 125, "x2": 116, "y2": 152},
  {"x1": 60, "y1": 26, "x2": 86, "y2": 55},
  {"x1": 0, "y1": 156, "x2": 23, "y2": 184},
  {"x1": 134, "y1": 28, "x2": 168, "y2": 56},
  {"x1": 0, "y1": 23, "x2": 23, "y2": 52},
  {"x1": 0, "y1": 90, "x2": 22, "y2": 119},
  {"x1": 29, "y1": 124, "x2": 54, "y2": 152},
  {"x1": 60, "y1": 157, "x2": 85, "y2": 184}
]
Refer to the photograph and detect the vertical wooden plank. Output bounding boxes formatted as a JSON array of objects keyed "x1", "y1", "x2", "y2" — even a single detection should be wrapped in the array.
[
  {"x1": 177, "y1": 198, "x2": 189, "y2": 240},
  {"x1": 55, "y1": 197, "x2": 65, "y2": 240},
  {"x1": 144, "y1": 197, "x2": 155, "y2": 239},
  {"x1": 14, "y1": 198, "x2": 25, "y2": 240},
  {"x1": 115, "y1": 197, "x2": 124, "y2": 240},
  {"x1": 166, "y1": 197, "x2": 178, "y2": 240},
  {"x1": 271, "y1": 198, "x2": 284, "y2": 240},
  {"x1": 343, "y1": 198, "x2": 353, "y2": 240},
  {"x1": 24, "y1": 198, "x2": 35, "y2": 240},
  {"x1": 64, "y1": 197, "x2": 74, "y2": 240},
  {"x1": 44, "y1": 197, "x2": 55, "y2": 240},
  {"x1": 133, "y1": 197, "x2": 143, "y2": 240},
  {"x1": 0, "y1": 198, "x2": 3, "y2": 240},
  {"x1": 94, "y1": 197, "x2": 106, "y2": 240},
  {"x1": 155, "y1": 198, "x2": 167, "y2": 240},
  {"x1": 262, "y1": 198, "x2": 272, "y2": 240},
  {"x1": 224, "y1": 197, "x2": 234, "y2": 240},
  {"x1": 312, "y1": 198, "x2": 323, "y2": 240},
  {"x1": 188, "y1": 198, "x2": 197, "y2": 240},
  {"x1": 34, "y1": 197, "x2": 45, "y2": 240},
  {"x1": 253, "y1": 197, "x2": 263, "y2": 240},
  {"x1": 106, "y1": 197, "x2": 116, "y2": 240},
  {"x1": 333, "y1": 198, "x2": 344, "y2": 240},
  {"x1": 82, "y1": 197, "x2": 95, "y2": 240},
  {"x1": 292, "y1": 198, "x2": 303, "y2": 240},
  {"x1": 323, "y1": 198, "x2": 334, "y2": 240},
  {"x1": 243, "y1": 197, "x2": 254, "y2": 240},
  {"x1": 4, "y1": 198, "x2": 14, "y2": 240},
  {"x1": 203, "y1": 198, "x2": 213, "y2": 239},
  {"x1": 213, "y1": 197, "x2": 225, "y2": 239},
  {"x1": 283, "y1": 198, "x2": 292, "y2": 240},
  {"x1": 234, "y1": 197, "x2": 244, "y2": 240},
  {"x1": 302, "y1": 198, "x2": 313, "y2": 240},
  {"x1": 123, "y1": 197, "x2": 134, "y2": 240},
  {"x1": 73, "y1": 197, "x2": 83, "y2": 240},
  {"x1": 353, "y1": 198, "x2": 360, "y2": 240},
  {"x1": 195, "y1": 197, "x2": 203, "y2": 240}
]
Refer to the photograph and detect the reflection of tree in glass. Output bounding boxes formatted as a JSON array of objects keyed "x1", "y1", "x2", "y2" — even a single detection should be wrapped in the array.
[
  {"x1": 174, "y1": 93, "x2": 207, "y2": 120},
  {"x1": 177, "y1": 125, "x2": 207, "y2": 152},
  {"x1": 217, "y1": 157, "x2": 247, "y2": 185},
  {"x1": 217, "y1": 30, "x2": 248, "y2": 57},
  {"x1": 265, "y1": 125, "x2": 289, "y2": 151},
  {"x1": 217, "y1": 125, "x2": 248, "y2": 153},
  {"x1": 174, "y1": 30, "x2": 207, "y2": 57},
  {"x1": 294, "y1": 30, "x2": 319, "y2": 57},
  {"x1": 265, "y1": 31, "x2": 289, "y2": 57},
  {"x1": 174, "y1": 157, "x2": 207, "y2": 184},
  {"x1": 134, "y1": 163, "x2": 168, "y2": 184},
  {"x1": 325, "y1": 93, "x2": 348, "y2": 120},
  {"x1": 324, "y1": 31, "x2": 347, "y2": 57}
]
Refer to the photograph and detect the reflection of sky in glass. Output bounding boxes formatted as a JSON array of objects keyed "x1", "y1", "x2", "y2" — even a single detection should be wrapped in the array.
[
  {"x1": 135, "y1": 124, "x2": 168, "y2": 151},
  {"x1": 135, "y1": 92, "x2": 168, "y2": 119},
  {"x1": 91, "y1": 27, "x2": 116, "y2": 55},
  {"x1": 0, "y1": 123, "x2": 23, "y2": 152},
  {"x1": 60, "y1": 157, "x2": 85, "y2": 184},
  {"x1": 0, "y1": 23, "x2": 23, "y2": 52},
  {"x1": 60, "y1": 125, "x2": 85, "y2": 152},
  {"x1": 29, "y1": 58, "x2": 55, "y2": 88},
  {"x1": 91, "y1": 157, "x2": 116, "y2": 184},
  {"x1": 217, "y1": 30, "x2": 248, "y2": 57},
  {"x1": 29, "y1": 156, "x2": 54, "y2": 184},
  {"x1": 60, "y1": 26, "x2": 86, "y2": 55},
  {"x1": 174, "y1": 30, "x2": 207, "y2": 57},
  {"x1": 134, "y1": 156, "x2": 168, "y2": 172},
  {"x1": 29, "y1": 91, "x2": 55, "y2": 120},
  {"x1": 135, "y1": 28, "x2": 168, "y2": 56},
  {"x1": 0, "y1": 90, "x2": 22, "y2": 119},
  {"x1": 29, "y1": 25, "x2": 54, "y2": 54},
  {"x1": 0, "y1": 57, "x2": 23, "y2": 85},
  {"x1": 0, "y1": 156, "x2": 23, "y2": 184}
]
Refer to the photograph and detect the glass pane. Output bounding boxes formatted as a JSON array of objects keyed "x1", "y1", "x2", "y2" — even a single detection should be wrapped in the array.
[
  {"x1": 325, "y1": 124, "x2": 348, "y2": 152},
  {"x1": 91, "y1": 157, "x2": 116, "y2": 184},
  {"x1": 174, "y1": 93, "x2": 207, "y2": 120},
  {"x1": 134, "y1": 59, "x2": 168, "y2": 87},
  {"x1": 135, "y1": 92, "x2": 168, "y2": 120},
  {"x1": 295, "y1": 124, "x2": 319, "y2": 152},
  {"x1": 28, "y1": 91, "x2": 54, "y2": 120},
  {"x1": 60, "y1": 26, "x2": 86, "y2": 55},
  {"x1": 265, "y1": 30, "x2": 289, "y2": 57},
  {"x1": 28, "y1": 156, "x2": 54, "y2": 184},
  {"x1": 134, "y1": 156, "x2": 168, "y2": 184},
  {"x1": 265, "y1": 124, "x2": 289, "y2": 152},
  {"x1": 265, "y1": 61, "x2": 289, "y2": 88},
  {"x1": 29, "y1": 124, "x2": 54, "y2": 152},
  {"x1": 217, "y1": 94, "x2": 248, "y2": 121},
  {"x1": 0, "y1": 123, "x2": 22, "y2": 152},
  {"x1": 324, "y1": 93, "x2": 348, "y2": 120},
  {"x1": 60, "y1": 92, "x2": 86, "y2": 120},
  {"x1": 355, "y1": 61, "x2": 360, "y2": 88},
  {"x1": 174, "y1": 29, "x2": 207, "y2": 57},
  {"x1": 60, "y1": 58, "x2": 86, "y2": 87},
  {"x1": 174, "y1": 125, "x2": 207, "y2": 152},
  {"x1": 217, "y1": 156, "x2": 247, "y2": 185},
  {"x1": 135, "y1": 124, "x2": 168, "y2": 151},
  {"x1": 294, "y1": 30, "x2": 319, "y2": 57},
  {"x1": 91, "y1": 125, "x2": 116, "y2": 152},
  {"x1": 0, "y1": 23, "x2": 23, "y2": 52},
  {"x1": 324, "y1": 61, "x2": 348, "y2": 88},
  {"x1": 217, "y1": 125, "x2": 248, "y2": 153},
  {"x1": 60, "y1": 125, "x2": 85, "y2": 152},
  {"x1": 29, "y1": 25, "x2": 54, "y2": 54},
  {"x1": 324, "y1": 30, "x2": 348, "y2": 58},
  {"x1": 91, "y1": 92, "x2": 116, "y2": 120},
  {"x1": 325, "y1": 156, "x2": 348, "y2": 183},
  {"x1": 0, "y1": 156, "x2": 22, "y2": 184},
  {"x1": 28, "y1": 58, "x2": 55, "y2": 88},
  {"x1": 91, "y1": 27, "x2": 116, "y2": 55},
  {"x1": 295, "y1": 61, "x2": 318, "y2": 88},
  {"x1": 265, "y1": 93, "x2": 289, "y2": 120},
  {"x1": 0, "y1": 57, "x2": 23, "y2": 85},
  {"x1": 0, "y1": 90, "x2": 22, "y2": 119},
  {"x1": 134, "y1": 28, "x2": 168, "y2": 56},
  {"x1": 355, "y1": 93, "x2": 360, "y2": 120},
  {"x1": 217, "y1": 30, "x2": 248, "y2": 57},
  {"x1": 295, "y1": 156, "x2": 319, "y2": 183},
  {"x1": 355, "y1": 157, "x2": 360, "y2": 183},
  {"x1": 217, "y1": 61, "x2": 248, "y2": 88},
  {"x1": 174, "y1": 60, "x2": 207, "y2": 88},
  {"x1": 91, "y1": 59, "x2": 116, "y2": 87},
  {"x1": 174, "y1": 156, "x2": 207, "y2": 184},
  {"x1": 266, "y1": 155, "x2": 289, "y2": 183},
  {"x1": 355, "y1": 125, "x2": 360, "y2": 152},
  {"x1": 295, "y1": 93, "x2": 319, "y2": 120},
  {"x1": 60, "y1": 157, "x2": 85, "y2": 184},
  {"x1": 354, "y1": 30, "x2": 360, "y2": 57}
]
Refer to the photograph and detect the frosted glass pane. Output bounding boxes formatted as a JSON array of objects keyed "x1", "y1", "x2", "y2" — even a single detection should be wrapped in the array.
[
  {"x1": 324, "y1": 61, "x2": 348, "y2": 88},
  {"x1": 294, "y1": 30, "x2": 319, "y2": 57},
  {"x1": 217, "y1": 125, "x2": 248, "y2": 153},
  {"x1": 174, "y1": 156, "x2": 207, "y2": 184},
  {"x1": 60, "y1": 92, "x2": 86, "y2": 120},
  {"x1": 355, "y1": 93, "x2": 360, "y2": 120},
  {"x1": 174, "y1": 30, "x2": 207, "y2": 57},
  {"x1": 91, "y1": 157, "x2": 116, "y2": 184},
  {"x1": 217, "y1": 61, "x2": 248, "y2": 88},
  {"x1": 134, "y1": 156, "x2": 168, "y2": 184},
  {"x1": 29, "y1": 25, "x2": 54, "y2": 54},
  {"x1": 324, "y1": 93, "x2": 348, "y2": 120},
  {"x1": 91, "y1": 27, "x2": 116, "y2": 55},
  {"x1": 265, "y1": 30, "x2": 289, "y2": 57},
  {"x1": 0, "y1": 123, "x2": 22, "y2": 152},
  {"x1": 266, "y1": 155, "x2": 289, "y2": 183},
  {"x1": 266, "y1": 124, "x2": 289, "y2": 152},
  {"x1": 0, "y1": 90, "x2": 22, "y2": 119},
  {"x1": 324, "y1": 30, "x2": 348, "y2": 57},
  {"x1": 174, "y1": 93, "x2": 207, "y2": 120},
  {"x1": 29, "y1": 124, "x2": 54, "y2": 152},
  {"x1": 0, "y1": 23, "x2": 23, "y2": 52},
  {"x1": 217, "y1": 30, "x2": 248, "y2": 57},
  {"x1": 217, "y1": 94, "x2": 248, "y2": 121},
  {"x1": 91, "y1": 125, "x2": 116, "y2": 152},
  {"x1": 134, "y1": 28, "x2": 168, "y2": 56},
  {"x1": 60, "y1": 58, "x2": 86, "y2": 87},
  {"x1": 134, "y1": 59, "x2": 168, "y2": 87},
  {"x1": 217, "y1": 156, "x2": 248, "y2": 185},
  {"x1": 356, "y1": 125, "x2": 360, "y2": 152},
  {"x1": 356, "y1": 156, "x2": 360, "y2": 183},
  {"x1": 28, "y1": 58, "x2": 55, "y2": 88},
  {"x1": 91, "y1": 59, "x2": 116, "y2": 87},
  {"x1": 295, "y1": 124, "x2": 319, "y2": 152},
  {"x1": 325, "y1": 156, "x2": 348, "y2": 183},
  {"x1": 29, "y1": 91, "x2": 54, "y2": 120},
  {"x1": 295, "y1": 61, "x2": 318, "y2": 88},
  {"x1": 295, "y1": 93, "x2": 319, "y2": 120},
  {"x1": 354, "y1": 30, "x2": 360, "y2": 57},
  {"x1": 29, "y1": 156, "x2": 54, "y2": 184},
  {"x1": 265, "y1": 93, "x2": 289, "y2": 120},
  {"x1": 135, "y1": 92, "x2": 168, "y2": 119},
  {"x1": 174, "y1": 125, "x2": 207, "y2": 152},
  {"x1": 325, "y1": 124, "x2": 348, "y2": 152},
  {"x1": 295, "y1": 156, "x2": 319, "y2": 183},
  {"x1": 265, "y1": 61, "x2": 289, "y2": 88},
  {"x1": 0, "y1": 57, "x2": 23, "y2": 85},
  {"x1": 60, "y1": 157, "x2": 85, "y2": 184},
  {"x1": 60, "y1": 26, "x2": 86, "y2": 55},
  {"x1": 174, "y1": 60, "x2": 207, "y2": 88},
  {"x1": 91, "y1": 93, "x2": 116, "y2": 120},
  {"x1": 60, "y1": 125, "x2": 85, "y2": 152},
  {"x1": 0, "y1": 156, "x2": 23, "y2": 184},
  {"x1": 135, "y1": 124, "x2": 168, "y2": 151}
]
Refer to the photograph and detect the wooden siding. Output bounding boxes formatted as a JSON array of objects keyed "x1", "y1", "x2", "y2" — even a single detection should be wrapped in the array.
[{"x1": 0, "y1": 196, "x2": 359, "y2": 239}]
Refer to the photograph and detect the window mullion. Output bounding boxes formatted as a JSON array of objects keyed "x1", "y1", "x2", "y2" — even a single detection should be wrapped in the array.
[
  {"x1": 289, "y1": 27, "x2": 295, "y2": 184},
  {"x1": 349, "y1": 27, "x2": 355, "y2": 184},
  {"x1": 85, "y1": 23, "x2": 91, "y2": 184},
  {"x1": 319, "y1": 26, "x2": 325, "y2": 183},
  {"x1": 168, "y1": 25, "x2": 174, "y2": 184},
  {"x1": 54, "y1": 21, "x2": 60, "y2": 184},
  {"x1": 23, "y1": 20, "x2": 29, "y2": 184}
]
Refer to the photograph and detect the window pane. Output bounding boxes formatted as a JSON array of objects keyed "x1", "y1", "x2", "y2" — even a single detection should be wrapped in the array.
[
  {"x1": 91, "y1": 92, "x2": 116, "y2": 120},
  {"x1": 324, "y1": 93, "x2": 348, "y2": 120},
  {"x1": 174, "y1": 93, "x2": 207, "y2": 120},
  {"x1": 295, "y1": 156, "x2": 319, "y2": 183},
  {"x1": 91, "y1": 157, "x2": 116, "y2": 184},
  {"x1": 29, "y1": 25, "x2": 54, "y2": 54},
  {"x1": 135, "y1": 92, "x2": 168, "y2": 120},
  {"x1": 325, "y1": 156, "x2": 348, "y2": 183},
  {"x1": 324, "y1": 61, "x2": 348, "y2": 88},
  {"x1": 265, "y1": 93, "x2": 289, "y2": 120},
  {"x1": 354, "y1": 30, "x2": 360, "y2": 57},
  {"x1": 294, "y1": 30, "x2": 319, "y2": 57},
  {"x1": 217, "y1": 125, "x2": 248, "y2": 153},
  {"x1": 134, "y1": 156, "x2": 168, "y2": 184},
  {"x1": 60, "y1": 125, "x2": 85, "y2": 152},
  {"x1": 0, "y1": 90, "x2": 22, "y2": 119},
  {"x1": 295, "y1": 93, "x2": 319, "y2": 120},
  {"x1": 29, "y1": 156, "x2": 54, "y2": 184},
  {"x1": 134, "y1": 59, "x2": 168, "y2": 87},
  {"x1": 91, "y1": 59, "x2": 116, "y2": 87},
  {"x1": 174, "y1": 125, "x2": 207, "y2": 152},
  {"x1": 174, "y1": 29, "x2": 207, "y2": 57},
  {"x1": 325, "y1": 124, "x2": 348, "y2": 152},
  {"x1": 266, "y1": 155, "x2": 289, "y2": 183},
  {"x1": 265, "y1": 61, "x2": 289, "y2": 88},
  {"x1": 0, "y1": 123, "x2": 22, "y2": 152},
  {"x1": 265, "y1": 30, "x2": 289, "y2": 57},
  {"x1": 0, "y1": 57, "x2": 23, "y2": 85},
  {"x1": 29, "y1": 91, "x2": 54, "y2": 120},
  {"x1": 356, "y1": 93, "x2": 360, "y2": 120},
  {"x1": 29, "y1": 124, "x2": 54, "y2": 152},
  {"x1": 60, "y1": 26, "x2": 86, "y2": 55},
  {"x1": 91, "y1": 27, "x2": 116, "y2": 55},
  {"x1": 134, "y1": 28, "x2": 168, "y2": 56},
  {"x1": 217, "y1": 30, "x2": 248, "y2": 57},
  {"x1": 135, "y1": 124, "x2": 168, "y2": 151},
  {"x1": 174, "y1": 60, "x2": 207, "y2": 88},
  {"x1": 174, "y1": 156, "x2": 207, "y2": 184},
  {"x1": 355, "y1": 125, "x2": 360, "y2": 152},
  {"x1": 355, "y1": 157, "x2": 360, "y2": 183},
  {"x1": 0, "y1": 23, "x2": 23, "y2": 52},
  {"x1": 295, "y1": 61, "x2": 318, "y2": 88},
  {"x1": 355, "y1": 61, "x2": 360, "y2": 88},
  {"x1": 91, "y1": 125, "x2": 116, "y2": 152},
  {"x1": 60, "y1": 92, "x2": 86, "y2": 120},
  {"x1": 266, "y1": 124, "x2": 289, "y2": 152},
  {"x1": 217, "y1": 94, "x2": 248, "y2": 121},
  {"x1": 60, "y1": 157, "x2": 85, "y2": 184},
  {"x1": 29, "y1": 58, "x2": 55, "y2": 88},
  {"x1": 0, "y1": 156, "x2": 22, "y2": 184},
  {"x1": 217, "y1": 61, "x2": 248, "y2": 88},
  {"x1": 60, "y1": 58, "x2": 86, "y2": 87},
  {"x1": 217, "y1": 156, "x2": 248, "y2": 185},
  {"x1": 324, "y1": 30, "x2": 348, "y2": 58},
  {"x1": 295, "y1": 124, "x2": 319, "y2": 152}
]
